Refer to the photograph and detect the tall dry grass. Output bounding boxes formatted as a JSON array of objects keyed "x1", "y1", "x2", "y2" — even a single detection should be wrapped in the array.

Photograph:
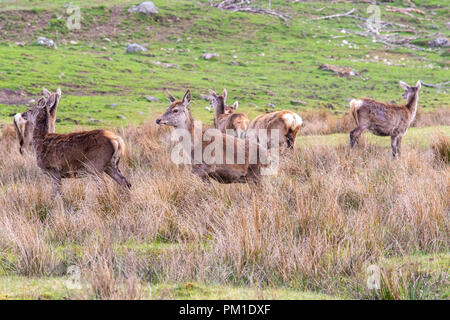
[
  {"x1": 0, "y1": 120, "x2": 448, "y2": 299},
  {"x1": 299, "y1": 108, "x2": 450, "y2": 136}
]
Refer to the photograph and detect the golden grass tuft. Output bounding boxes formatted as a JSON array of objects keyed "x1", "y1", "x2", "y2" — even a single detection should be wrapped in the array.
[{"x1": 431, "y1": 130, "x2": 450, "y2": 165}]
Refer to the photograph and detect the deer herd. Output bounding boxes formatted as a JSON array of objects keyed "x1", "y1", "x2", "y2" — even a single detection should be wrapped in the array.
[{"x1": 12, "y1": 80, "x2": 421, "y2": 197}]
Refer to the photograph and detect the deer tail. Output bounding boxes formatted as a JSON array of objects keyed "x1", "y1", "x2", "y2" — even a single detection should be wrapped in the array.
[
  {"x1": 239, "y1": 120, "x2": 250, "y2": 138},
  {"x1": 350, "y1": 99, "x2": 362, "y2": 127},
  {"x1": 13, "y1": 114, "x2": 25, "y2": 154},
  {"x1": 105, "y1": 131, "x2": 127, "y2": 166},
  {"x1": 282, "y1": 112, "x2": 303, "y2": 133}
]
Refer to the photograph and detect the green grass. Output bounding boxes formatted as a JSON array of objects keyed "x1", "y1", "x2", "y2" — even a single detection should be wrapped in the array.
[
  {"x1": 0, "y1": 275, "x2": 85, "y2": 299},
  {"x1": 2, "y1": 252, "x2": 447, "y2": 299},
  {"x1": 0, "y1": 0, "x2": 448, "y2": 131},
  {"x1": 0, "y1": 275, "x2": 340, "y2": 299},
  {"x1": 374, "y1": 253, "x2": 450, "y2": 300},
  {"x1": 150, "y1": 282, "x2": 340, "y2": 300}
]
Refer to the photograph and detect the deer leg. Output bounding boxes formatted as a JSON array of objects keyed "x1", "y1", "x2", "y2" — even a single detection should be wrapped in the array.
[
  {"x1": 391, "y1": 135, "x2": 399, "y2": 158},
  {"x1": 50, "y1": 174, "x2": 63, "y2": 198},
  {"x1": 286, "y1": 132, "x2": 294, "y2": 149},
  {"x1": 104, "y1": 165, "x2": 131, "y2": 190},
  {"x1": 19, "y1": 140, "x2": 24, "y2": 155},
  {"x1": 350, "y1": 127, "x2": 364, "y2": 148},
  {"x1": 92, "y1": 171, "x2": 106, "y2": 191},
  {"x1": 391, "y1": 135, "x2": 402, "y2": 158},
  {"x1": 192, "y1": 164, "x2": 213, "y2": 184},
  {"x1": 396, "y1": 136, "x2": 403, "y2": 157}
]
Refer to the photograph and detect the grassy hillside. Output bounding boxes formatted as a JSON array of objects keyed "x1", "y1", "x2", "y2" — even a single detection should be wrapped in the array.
[
  {"x1": 0, "y1": 0, "x2": 448, "y2": 130},
  {"x1": 0, "y1": 0, "x2": 448, "y2": 300}
]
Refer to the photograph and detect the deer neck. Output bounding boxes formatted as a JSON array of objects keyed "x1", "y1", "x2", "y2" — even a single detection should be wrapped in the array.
[
  {"x1": 173, "y1": 109, "x2": 203, "y2": 165},
  {"x1": 176, "y1": 109, "x2": 194, "y2": 134},
  {"x1": 406, "y1": 93, "x2": 419, "y2": 123},
  {"x1": 32, "y1": 109, "x2": 50, "y2": 153},
  {"x1": 213, "y1": 99, "x2": 225, "y2": 127}
]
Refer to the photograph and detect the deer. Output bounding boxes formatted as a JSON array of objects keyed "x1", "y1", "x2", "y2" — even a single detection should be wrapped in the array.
[
  {"x1": 13, "y1": 88, "x2": 59, "y2": 154},
  {"x1": 156, "y1": 89, "x2": 270, "y2": 184},
  {"x1": 209, "y1": 88, "x2": 250, "y2": 139},
  {"x1": 349, "y1": 80, "x2": 422, "y2": 158},
  {"x1": 247, "y1": 110, "x2": 303, "y2": 149},
  {"x1": 27, "y1": 88, "x2": 131, "y2": 197}
]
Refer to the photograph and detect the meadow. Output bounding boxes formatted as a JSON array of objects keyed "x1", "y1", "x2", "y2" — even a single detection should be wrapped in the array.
[{"x1": 0, "y1": 0, "x2": 449, "y2": 299}]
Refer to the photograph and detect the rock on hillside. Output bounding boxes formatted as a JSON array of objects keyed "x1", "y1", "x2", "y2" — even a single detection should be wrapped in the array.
[
  {"x1": 126, "y1": 43, "x2": 147, "y2": 53},
  {"x1": 37, "y1": 37, "x2": 56, "y2": 48},
  {"x1": 128, "y1": 2, "x2": 158, "y2": 15}
]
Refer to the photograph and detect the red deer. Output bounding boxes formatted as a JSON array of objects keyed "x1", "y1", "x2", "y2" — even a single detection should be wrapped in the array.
[
  {"x1": 247, "y1": 110, "x2": 303, "y2": 149},
  {"x1": 27, "y1": 89, "x2": 131, "y2": 197},
  {"x1": 13, "y1": 88, "x2": 59, "y2": 154},
  {"x1": 349, "y1": 80, "x2": 421, "y2": 157},
  {"x1": 209, "y1": 89, "x2": 249, "y2": 139},
  {"x1": 156, "y1": 89, "x2": 270, "y2": 184}
]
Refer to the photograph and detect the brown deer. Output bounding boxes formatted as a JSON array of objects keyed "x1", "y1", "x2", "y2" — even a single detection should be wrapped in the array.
[
  {"x1": 247, "y1": 110, "x2": 303, "y2": 149},
  {"x1": 209, "y1": 89, "x2": 249, "y2": 139},
  {"x1": 349, "y1": 80, "x2": 421, "y2": 157},
  {"x1": 156, "y1": 89, "x2": 270, "y2": 184},
  {"x1": 13, "y1": 88, "x2": 59, "y2": 154},
  {"x1": 27, "y1": 89, "x2": 131, "y2": 197}
]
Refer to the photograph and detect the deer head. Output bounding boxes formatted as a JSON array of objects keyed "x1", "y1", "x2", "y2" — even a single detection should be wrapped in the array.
[
  {"x1": 399, "y1": 80, "x2": 421, "y2": 101},
  {"x1": 209, "y1": 89, "x2": 227, "y2": 115},
  {"x1": 22, "y1": 87, "x2": 60, "y2": 120},
  {"x1": 224, "y1": 101, "x2": 239, "y2": 114},
  {"x1": 27, "y1": 88, "x2": 61, "y2": 132},
  {"x1": 156, "y1": 89, "x2": 192, "y2": 129}
]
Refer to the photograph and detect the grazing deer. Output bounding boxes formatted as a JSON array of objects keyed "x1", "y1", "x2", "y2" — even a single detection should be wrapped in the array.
[
  {"x1": 27, "y1": 88, "x2": 131, "y2": 197},
  {"x1": 209, "y1": 89, "x2": 249, "y2": 139},
  {"x1": 247, "y1": 110, "x2": 303, "y2": 149},
  {"x1": 349, "y1": 80, "x2": 421, "y2": 157},
  {"x1": 13, "y1": 88, "x2": 59, "y2": 154},
  {"x1": 156, "y1": 89, "x2": 269, "y2": 184}
]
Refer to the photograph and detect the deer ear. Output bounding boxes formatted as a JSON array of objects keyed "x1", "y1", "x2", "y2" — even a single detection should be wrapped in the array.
[
  {"x1": 233, "y1": 101, "x2": 238, "y2": 109},
  {"x1": 42, "y1": 87, "x2": 51, "y2": 98},
  {"x1": 222, "y1": 88, "x2": 227, "y2": 101},
  {"x1": 45, "y1": 94, "x2": 57, "y2": 110},
  {"x1": 399, "y1": 81, "x2": 409, "y2": 90},
  {"x1": 167, "y1": 90, "x2": 176, "y2": 103},
  {"x1": 416, "y1": 80, "x2": 421, "y2": 90},
  {"x1": 182, "y1": 89, "x2": 191, "y2": 106},
  {"x1": 209, "y1": 89, "x2": 218, "y2": 99},
  {"x1": 49, "y1": 88, "x2": 61, "y2": 113},
  {"x1": 36, "y1": 97, "x2": 47, "y2": 109}
]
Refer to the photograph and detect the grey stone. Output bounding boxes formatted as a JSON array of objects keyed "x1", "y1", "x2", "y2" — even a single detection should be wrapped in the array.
[
  {"x1": 145, "y1": 96, "x2": 159, "y2": 102},
  {"x1": 128, "y1": 1, "x2": 158, "y2": 15},
  {"x1": 126, "y1": 43, "x2": 147, "y2": 53},
  {"x1": 37, "y1": 37, "x2": 56, "y2": 48},
  {"x1": 201, "y1": 53, "x2": 219, "y2": 60},
  {"x1": 428, "y1": 37, "x2": 449, "y2": 48},
  {"x1": 290, "y1": 99, "x2": 307, "y2": 106}
]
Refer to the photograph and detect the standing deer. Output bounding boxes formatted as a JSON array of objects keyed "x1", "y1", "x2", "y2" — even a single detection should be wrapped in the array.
[
  {"x1": 156, "y1": 89, "x2": 269, "y2": 184},
  {"x1": 27, "y1": 88, "x2": 131, "y2": 197},
  {"x1": 247, "y1": 110, "x2": 303, "y2": 149},
  {"x1": 209, "y1": 89, "x2": 250, "y2": 139},
  {"x1": 349, "y1": 80, "x2": 421, "y2": 157},
  {"x1": 13, "y1": 88, "x2": 59, "y2": 154}
]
